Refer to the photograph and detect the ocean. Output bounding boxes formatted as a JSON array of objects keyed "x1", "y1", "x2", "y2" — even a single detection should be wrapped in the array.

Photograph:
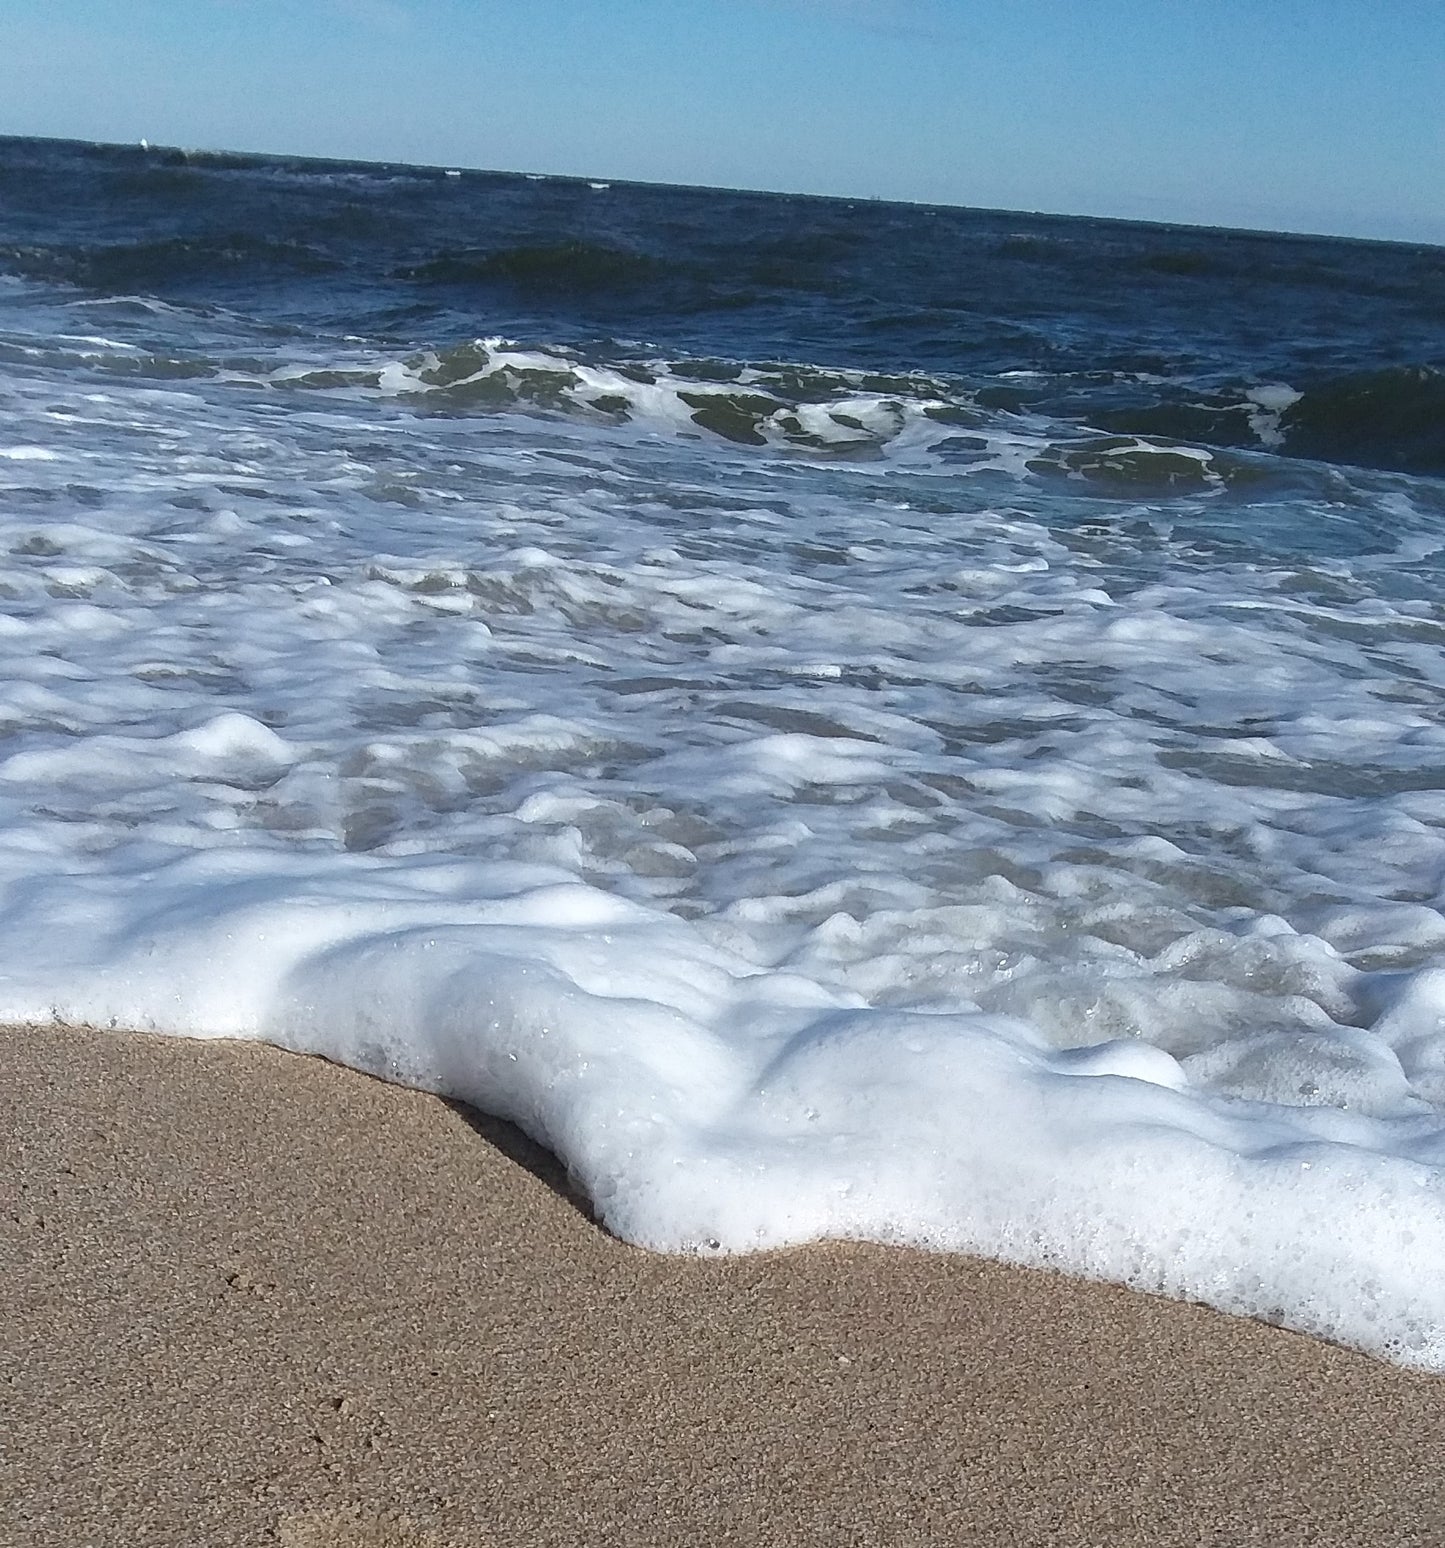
[{"x1": 2, "y1": 135, "x2": 1444, "y2": 1367}]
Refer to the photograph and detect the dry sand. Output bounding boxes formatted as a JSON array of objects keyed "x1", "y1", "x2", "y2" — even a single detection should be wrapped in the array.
[{"x1": 3, "y1": 1020, "x2": 1443, "y2": 1548}]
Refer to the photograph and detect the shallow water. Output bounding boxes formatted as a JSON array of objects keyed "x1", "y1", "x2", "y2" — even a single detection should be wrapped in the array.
[{"x1": 3, "y1": 136, "x2": 1445, "y2": 1365}]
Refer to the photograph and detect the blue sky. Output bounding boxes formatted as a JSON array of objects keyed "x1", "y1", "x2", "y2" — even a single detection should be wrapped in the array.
[{"x1": 2, "y1": 0, "x2": 1442, "y2": 242}]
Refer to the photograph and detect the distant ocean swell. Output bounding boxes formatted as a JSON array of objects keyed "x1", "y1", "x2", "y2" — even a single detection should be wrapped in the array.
[{"x1": 2, "y1": 137, "x2": 1445, "y2": 1367}]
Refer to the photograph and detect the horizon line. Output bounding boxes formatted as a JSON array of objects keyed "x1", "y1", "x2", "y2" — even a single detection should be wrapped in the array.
[{"x1": 6, "y1": 129, "x2": 1442, "y2": 255}]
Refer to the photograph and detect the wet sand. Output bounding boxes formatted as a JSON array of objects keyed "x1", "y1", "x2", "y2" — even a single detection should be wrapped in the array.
[{"x1": 4, "y1": 1019, "x2": 1443, "y2": 1547}]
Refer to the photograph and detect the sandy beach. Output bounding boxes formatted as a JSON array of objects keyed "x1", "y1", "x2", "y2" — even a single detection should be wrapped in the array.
[{"x1": 3, "y1": 1019, "x2": 1442, "y2": 1548}]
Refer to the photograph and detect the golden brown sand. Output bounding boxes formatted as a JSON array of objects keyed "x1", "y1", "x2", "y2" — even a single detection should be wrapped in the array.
[{"x1": 3, "y1": 1020, "x2": 1443, "y2": 1547}]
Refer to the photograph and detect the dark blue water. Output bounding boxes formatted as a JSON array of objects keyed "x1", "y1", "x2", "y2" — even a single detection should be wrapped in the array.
[{"x1": 2, "y1": 134, "x2": 1442, "y2": 476}]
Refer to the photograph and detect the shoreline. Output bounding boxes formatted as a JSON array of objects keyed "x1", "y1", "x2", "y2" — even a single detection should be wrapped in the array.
[{"x1": 5, "y1": 1020, "x2": 1443, "y2": 1547}]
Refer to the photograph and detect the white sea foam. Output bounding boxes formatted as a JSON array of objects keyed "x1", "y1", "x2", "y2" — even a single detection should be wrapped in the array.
[
  {"x1": 1245, "y1": 382, "x2": 1303, "y2": 448},
  {"x1": 3, "y1": 288, "x2": 1445, "y2": 1367}
]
